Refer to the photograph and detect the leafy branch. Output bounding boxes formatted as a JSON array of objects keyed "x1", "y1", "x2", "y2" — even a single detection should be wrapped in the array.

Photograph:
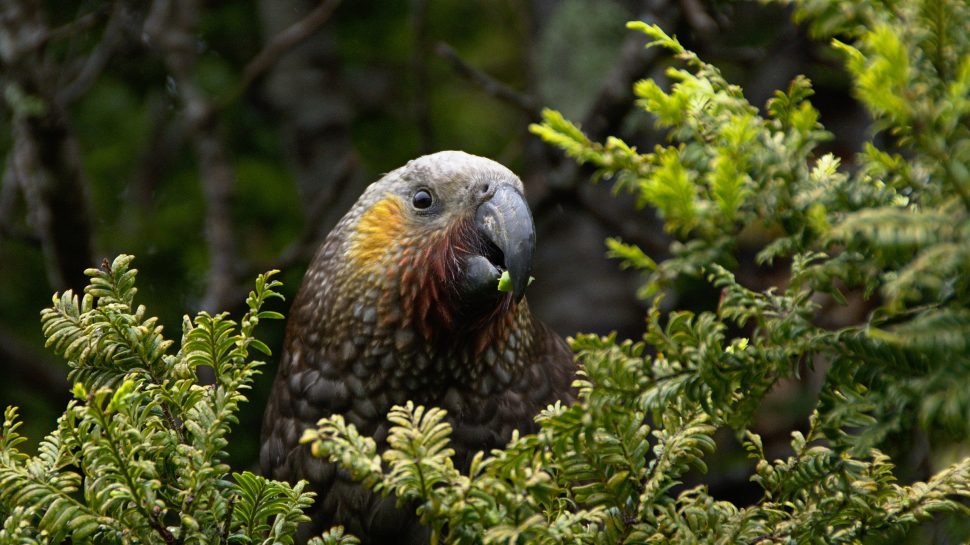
[{"x1": 0, "y1": 255, "x2": 344, "y2": 544}]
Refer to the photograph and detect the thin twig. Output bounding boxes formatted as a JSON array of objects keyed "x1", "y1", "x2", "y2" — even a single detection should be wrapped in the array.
[
  {"x1": 0, "y1": 1, "x2": 48, "y2": 63},
  {"x1": 533, "y1": 186, "x2": 668, "y2": 258},
  {"x1": 46, "y1": 6, "x2": 110, "y2": 43},
  {"x1": 535, "y1": 4, "x2": 672, "y2": 205},
  {"x1": 12, "y1": 104, "x2": 96, "y2": 290},
  {"x1": 578, "y1": 17, "x2": 665, "y2": 142},
  {"x1": 59, "y1": 1, "x2": 130, "y2": 105},
  {"x1": 194, "y1": 131, "x2": 239, "y2": 313},
  {"x1": 90, "y1": 397, "x2": 178, "y2": 544},
  {"x1": 220, "y1": 154, "x2": 358, "y2": 318},
  {"x1": 260, "y1": 154, "x2": 358, "y2": 275},
  {"x1": 225, "y1": 0, "x2": 342, "y2": 107},
  {"x1": 434, "y1": 42, "x2": 541, "y2": 116},
  {"x1": 220, "y1": 494, "x2": 237, "y2": 545}
]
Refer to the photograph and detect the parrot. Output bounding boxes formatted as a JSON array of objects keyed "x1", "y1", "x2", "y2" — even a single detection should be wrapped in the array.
[{"x1": 259, "y1": 151, "x2": 577, "y2": 544}]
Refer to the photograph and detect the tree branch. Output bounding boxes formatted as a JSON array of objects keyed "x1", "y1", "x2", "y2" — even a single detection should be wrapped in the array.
[
  {"x1": 145, "y1": 0, "x2": 344, "y2": 311},
  {"x1": 577, "y1": 13, "x2": 667, "y2": 142},
  {"x1": 533, "y1": 185, "x2": 668, "y2": 258},
  {"x1": 251, "y1": 154, "x2": 358, "y2": 278},
  {"x1": 45, "y1": 6, "x2": 110, "y2": 43},
  {"x1": 145, "y1": 0, "x2": 238, "y2": 312},
  {"x1": 434, "y1": 42, "x2": 541, "y2": 116},
  {"x1": 224, "y1": 0, "x2": 342, "y2": 107},
  {"x1": 537, "y1": 2, "x2": 675, "y2": 199},
  {"x1": 58, "y1": 1, "x2": 131, "y2": 105},
  {"x1": 1, "y1": 0, "x2": 97, "y2": 291}
]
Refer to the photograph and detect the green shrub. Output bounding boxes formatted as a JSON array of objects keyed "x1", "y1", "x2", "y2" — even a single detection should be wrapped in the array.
[
  {"x1": 303, "y1": 1, "x2": 970, "y2": 543},
  {"x1": 0, "y1": 256, "x2": 355, "y2": 545}
]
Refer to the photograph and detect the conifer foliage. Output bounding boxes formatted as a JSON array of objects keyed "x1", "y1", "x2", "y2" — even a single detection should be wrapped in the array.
[
  {"x1": 303, "y1": 1, "x2": 970, "y2": 543},
  {"x1": 0, "y1": 256, "x2": 356, "y2": 545}
]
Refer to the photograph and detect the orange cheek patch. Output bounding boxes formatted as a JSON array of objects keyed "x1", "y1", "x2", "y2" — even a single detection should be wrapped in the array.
[{"x1": 348, "y1": 195, "x2": 406, "y2": 269}]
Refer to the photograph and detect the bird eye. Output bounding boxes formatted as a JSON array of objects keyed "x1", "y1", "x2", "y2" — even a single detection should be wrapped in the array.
[{"x1": 412, "y1": 189, "x2": 433, "y2": 210}]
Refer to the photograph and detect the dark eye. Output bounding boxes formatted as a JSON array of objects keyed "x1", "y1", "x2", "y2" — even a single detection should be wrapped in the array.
[{"x1": 412, "y1": 189, "x2": 433, "y2": 210}]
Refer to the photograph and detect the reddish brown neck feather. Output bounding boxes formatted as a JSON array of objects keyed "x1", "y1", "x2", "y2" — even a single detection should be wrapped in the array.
[{"x1": 399, "y1": 218, "x2": 515, "y2": 352}]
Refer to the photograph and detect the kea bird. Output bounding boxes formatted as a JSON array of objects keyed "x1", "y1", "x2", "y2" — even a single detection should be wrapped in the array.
[{"x1": 259, "y1": 151, "x2": 577, "y2": 543}]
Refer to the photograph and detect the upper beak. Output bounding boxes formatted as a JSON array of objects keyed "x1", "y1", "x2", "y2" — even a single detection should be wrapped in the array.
[{"x1": 475, "y1": 184, "x2": 535, "y2": 302}]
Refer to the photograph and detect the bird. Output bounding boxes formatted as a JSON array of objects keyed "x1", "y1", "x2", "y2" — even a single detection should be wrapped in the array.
[{"x1": 259, "y1": 151, "x2": 577, "y2": 544}]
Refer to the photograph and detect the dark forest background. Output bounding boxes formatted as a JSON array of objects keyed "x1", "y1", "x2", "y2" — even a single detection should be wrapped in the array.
[{"x1": 0, "y1": 0, "x2": 864, "y2": 480}]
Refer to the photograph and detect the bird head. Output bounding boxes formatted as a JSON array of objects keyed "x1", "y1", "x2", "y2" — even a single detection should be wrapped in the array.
[{"x1": 330, "y1": 151, "x2": 536, "y2": 344}]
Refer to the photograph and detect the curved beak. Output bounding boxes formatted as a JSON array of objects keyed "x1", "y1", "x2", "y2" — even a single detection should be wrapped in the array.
[{"x1": 475, "y1": 185, "x2": 535, "y2": 302}]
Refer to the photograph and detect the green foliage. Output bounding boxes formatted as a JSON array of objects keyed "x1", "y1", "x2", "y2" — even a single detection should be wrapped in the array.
[
  {"x1": 0, "y1": 256, "x2": 343, "y2": 544},
  {"x1": 304, "y1": 401, "x2": 610, "y2": 545},
  {"x1": 305, "y1": 1, "x2": 970, "y2": 543}
]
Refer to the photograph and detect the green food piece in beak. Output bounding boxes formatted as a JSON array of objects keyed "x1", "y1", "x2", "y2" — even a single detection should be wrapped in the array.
[{"x1": 497, "y1": 270, "x2": 534, "y2": 293}]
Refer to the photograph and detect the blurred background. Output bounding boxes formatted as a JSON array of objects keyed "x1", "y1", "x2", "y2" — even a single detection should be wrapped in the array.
[{"x1": 1, "y1": 0, "x2": 866, "y2": 498}]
